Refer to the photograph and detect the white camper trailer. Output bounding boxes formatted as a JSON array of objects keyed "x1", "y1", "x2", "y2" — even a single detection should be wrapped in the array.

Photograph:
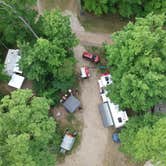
[{"x1": 98, "y1": 73, "x2": 128, "y2": 128}]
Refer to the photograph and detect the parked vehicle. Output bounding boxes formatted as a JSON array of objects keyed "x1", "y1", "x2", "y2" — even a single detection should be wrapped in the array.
[
  {"x1": 80, "y1": 66, "x2": 90, "y2": 79},
  {"x1": 60, "y1": 129, "x2": 77, "y2": 154},
  {"x1": 82, "y1": 51, "x2": 100, "y2": 63},
  {"x1": 98, "y1": 73, "x2": 112, "y2": 88},
  {"x1": 112, "y1": 133, "x2": 120, "y2": 143},
  {"x1": 98, "y1": 73, "x2": 129, "y2": 128}
]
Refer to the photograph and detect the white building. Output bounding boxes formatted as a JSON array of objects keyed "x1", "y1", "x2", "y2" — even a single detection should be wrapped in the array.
[
  {"x1": 4, "y1": 49, "x2": 22, "y2": 76},
  {"x1": 8, "y1": 74, "x2": 25, "y2": 89},
  {"x1": 4, "y1": 49, "x2": 25, "y2": 89}
]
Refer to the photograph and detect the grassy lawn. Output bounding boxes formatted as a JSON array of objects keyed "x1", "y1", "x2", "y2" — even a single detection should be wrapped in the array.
[
  {"x1": 79, "y1": 13, "x2": 129, "y2": 34},
  {"x1": 56, "y1": 112, "x2": 83, "y2": 163}
]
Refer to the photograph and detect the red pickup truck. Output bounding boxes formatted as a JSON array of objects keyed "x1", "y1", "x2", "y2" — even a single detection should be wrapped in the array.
[{"x1": 82, "y1": 51, "x2": 100, "y2": 63}]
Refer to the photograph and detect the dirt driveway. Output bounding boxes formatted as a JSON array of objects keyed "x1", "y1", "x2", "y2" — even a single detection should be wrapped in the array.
[
  {"x1": 59, "y1": 44, "x2": 137, "y2": 166},
  {"x1": 59, "y1": 45, "x2": 108, "y2": 166},
  {"x1": 58, "y1": 12, "x2": 138, "y2": 166}
]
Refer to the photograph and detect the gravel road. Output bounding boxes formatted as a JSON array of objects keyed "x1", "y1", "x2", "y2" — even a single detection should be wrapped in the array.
[{"x1": 59, "y1": 45, "x2": 109, "y2": 166}]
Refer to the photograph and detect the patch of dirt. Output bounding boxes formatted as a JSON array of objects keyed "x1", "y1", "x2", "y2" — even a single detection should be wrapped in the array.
[
  {"x1": 0, "y1": 79, "x2": 33, "y2": 95},
  {"x1": 0, "y1": 82, "x2": 13, "y2": 94},
  {"x1": 51, "y1": 106, "x2": 69, "y2": 125},
  {"x1": 22, "y1": 80, "x2": 33, "y2": 89}
]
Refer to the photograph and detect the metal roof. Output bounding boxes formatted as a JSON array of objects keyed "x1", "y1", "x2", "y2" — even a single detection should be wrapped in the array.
[
  {"x1": 8, "y1": 73, "x2": 25, "y2": 89},
  {"x1": 99, "y1": 102, "x2": 113, "y2": 128},
  {"x1": 4, "y1": 49, "x2": 22, "y2": 76},
  {"x1": 62, "y1": 95, "x2": 81, "y2": 113}
]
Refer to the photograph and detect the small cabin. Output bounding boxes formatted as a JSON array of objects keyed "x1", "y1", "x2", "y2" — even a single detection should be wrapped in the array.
[
  {"x1": 4, "y1": 49, "x2": 25, "y2": 89},
  {"x1": 4, "y1": 49, "x2": 22, "y2": 76},
  {"x1": 62, "y1": 95, "x2": 81, "y2": 113}
]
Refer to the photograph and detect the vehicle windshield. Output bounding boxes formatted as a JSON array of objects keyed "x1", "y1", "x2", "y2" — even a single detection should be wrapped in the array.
[{"x1": 105, "y1": 77, "x2": 109, "y2": 81}]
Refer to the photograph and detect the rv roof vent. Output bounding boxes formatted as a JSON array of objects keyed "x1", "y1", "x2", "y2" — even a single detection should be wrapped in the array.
[{"x1": 118, "y1": 117, "x2": 122, "y2": 123}]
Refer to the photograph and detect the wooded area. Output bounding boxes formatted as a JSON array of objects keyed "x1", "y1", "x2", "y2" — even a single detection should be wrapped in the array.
[
  {"x1": 105, "y1": 13, "x2": 166, "y2": 112},
  {"x1": 0, "y1": 89, "x2": 60, "y2": 165},
  {"x1": 83, "y1": 0, "x2": 166, "y2": 17},
  {"x1": 0, "y1": 0, "x2": 166, "y2": 165}
]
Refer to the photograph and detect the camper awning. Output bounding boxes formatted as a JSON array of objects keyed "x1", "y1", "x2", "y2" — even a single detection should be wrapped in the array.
[
  {"x1": 62, "y1": 95, "x2": 81, "y2": 113},
  {"x1": 99, "y1": 102, "x2": 113, "y2": 127}
]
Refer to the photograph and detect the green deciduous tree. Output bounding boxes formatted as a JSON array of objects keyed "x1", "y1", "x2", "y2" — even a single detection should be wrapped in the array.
[
  {"x1": 0, "y1": 62, "x2": 9, "y2": 82},
  {"x1": 83, "y1": 0, "x2": 108, "y2": 15},
  {"x1": 105, "y1": 13, "x2": 166, "y2": 112},
  {"x1": 0, "y1": 89, "x2": 60, "y2": 166},
  {"x1": 19, "y1": 10, "x2": 78, "y2": 105},
  {"x1": 83, "y1": 0, "x2": 166, "y2": 17},
  {"x1": 41, "y1": 10, "x2": 78, "y2": 51},
  {"x1": 0, "y1": 0, "x2": 41, "y2": 46},
  {"x1": 119, "y1": 114, "x2": 166, "y2": 165}
]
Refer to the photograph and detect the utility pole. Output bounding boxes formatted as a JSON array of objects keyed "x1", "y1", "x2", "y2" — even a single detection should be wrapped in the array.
[
  {"x1": 0, "y1": 39, "x2": 8, "y2": 49},
  {"x1": 0, "y1": 0, "x2": 39, "y2": 39}
]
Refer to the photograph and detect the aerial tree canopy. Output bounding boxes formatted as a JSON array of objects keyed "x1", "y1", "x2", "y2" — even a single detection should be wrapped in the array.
[
  {"x1": 0, "y1": 89, "x2": 59, "y2": 166},
  {"x1": 41, "y1": 10, "x2": 78, "y2": 51},
  {"x1": 83, "y1": 0, "x2": 166, "y2": 17},
  {"x1": 0, "y1": 0, "x2": 41, "y2": 46},
  {"x1": 19, "y1": 10, "x2": 78, "y2": 105},
  {"x1": 105, "y1": 13, "x2": 166, "y2": 112},
  {"x1": 83, "y1": 0, "x2": 108, "y2": 16},
  {"x1": 119, "y1": 113, "x2": 166, "y2": 165}
]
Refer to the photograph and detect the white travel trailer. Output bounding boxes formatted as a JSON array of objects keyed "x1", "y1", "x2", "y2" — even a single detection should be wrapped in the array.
[{"x1": 98, "y1": 73, "x2": 128, "y2": 128}]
